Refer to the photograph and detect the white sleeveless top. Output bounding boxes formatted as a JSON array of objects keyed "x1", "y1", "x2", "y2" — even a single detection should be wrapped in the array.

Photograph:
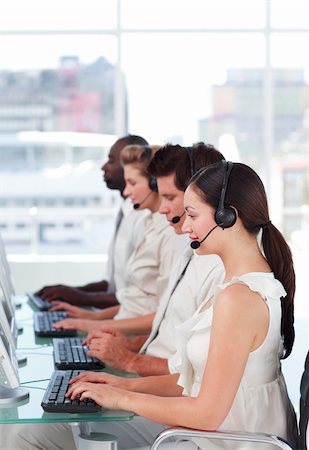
[{"x1": 169, "y1": 272, "x2": 297, "y2": 449}]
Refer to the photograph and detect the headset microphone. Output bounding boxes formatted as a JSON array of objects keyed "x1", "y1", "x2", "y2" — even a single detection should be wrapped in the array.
[
  {"x1": 169, "y1": 211, "x2": 185, "y2": 224},
  {"x1": 133, "y1": 191, "x2": 153, "y2": 210},
  {"x1": 190, "y1": 224, "x2": 221, "y2": 249}
]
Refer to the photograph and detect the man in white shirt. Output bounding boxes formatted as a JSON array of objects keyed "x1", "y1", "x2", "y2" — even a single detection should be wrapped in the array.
[
  {"x1": 83, "y1": 143, "x2": 226, "y2": 375},
  {"x1": 35, "y1": 134, "x2": 148, "y2": 308}
]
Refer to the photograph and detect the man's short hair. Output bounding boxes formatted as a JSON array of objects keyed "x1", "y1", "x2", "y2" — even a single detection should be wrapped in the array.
[{"x1": 148, "y1": 142, "x2": 225, "y2": 191}]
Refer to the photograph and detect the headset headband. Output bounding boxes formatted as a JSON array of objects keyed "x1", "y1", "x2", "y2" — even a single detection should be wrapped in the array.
[
  {"x1": 186, "y1": 146, "x2": 195, "y2": 178},
  {"x1": 218, "y1": 161, "x2": 233, "y2": 212},
  {"x1": 215, "y1": 160, "x2": 236, "y2": 229}
]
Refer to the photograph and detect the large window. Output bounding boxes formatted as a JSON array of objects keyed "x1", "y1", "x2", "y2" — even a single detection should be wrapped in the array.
[{"x1": 0, "y1": 0, "x2": 308, "y2": 256}]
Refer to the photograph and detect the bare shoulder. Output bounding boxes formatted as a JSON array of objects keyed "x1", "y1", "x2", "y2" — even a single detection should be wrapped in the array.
[
  {"x1": 212, "y1": 283, "x2": 269, "y2": 349},
  {"x1": 215, "y1": 283, "x2": 267, "y2": 315}
]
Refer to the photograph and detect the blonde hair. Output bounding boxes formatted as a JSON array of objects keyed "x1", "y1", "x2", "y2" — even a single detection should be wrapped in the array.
[{"x1": 120, "y1": 145, "x2": 161, "y2": 177}]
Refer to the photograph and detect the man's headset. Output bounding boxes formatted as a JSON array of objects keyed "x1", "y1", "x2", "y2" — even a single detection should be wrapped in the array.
[
  {"x1": 186, "y1": 146, "x2": 195, "y2": 179},
  {"x1": 169, "y1": 146, "x2": 195, "y2": 224}
]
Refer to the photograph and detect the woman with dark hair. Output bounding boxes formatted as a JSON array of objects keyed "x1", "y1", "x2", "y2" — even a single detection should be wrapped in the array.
[
  {"x1": 188, "y1": 161, "x2": 295, "y2": 359},
  {"x1": 8, "y1": 161, "x2": 297, "y2": 450},
  {"x1": 63, "y1": 161, "x2": 297, "y2": 449}
]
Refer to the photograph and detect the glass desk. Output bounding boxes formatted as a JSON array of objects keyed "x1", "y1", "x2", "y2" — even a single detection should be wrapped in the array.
[{"x1": 0, "y1": 300, "x2": 134, "y2": 427}]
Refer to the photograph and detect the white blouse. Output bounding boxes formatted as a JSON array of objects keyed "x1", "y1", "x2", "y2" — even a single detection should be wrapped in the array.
[
  {"x1": 106, "y1": 197, "x2": 148, "y2": 292},
  {"x1": 169, "y1": 273, "x2": 297, "y2": 449}
]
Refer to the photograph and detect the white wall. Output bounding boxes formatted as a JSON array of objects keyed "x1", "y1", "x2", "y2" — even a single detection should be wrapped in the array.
[{"x1": 8, "y1": 255, "x2": 108, "y2": 293}]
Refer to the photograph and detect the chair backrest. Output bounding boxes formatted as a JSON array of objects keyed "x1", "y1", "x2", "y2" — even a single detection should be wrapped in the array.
[{"x1": 299, "y1": 351, "x2": 309, "y2": 449}]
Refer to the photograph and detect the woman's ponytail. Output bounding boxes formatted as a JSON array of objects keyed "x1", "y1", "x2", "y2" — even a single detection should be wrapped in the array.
[{"x1": 262, "y1": 224, "x2": 295, "y2": 358}]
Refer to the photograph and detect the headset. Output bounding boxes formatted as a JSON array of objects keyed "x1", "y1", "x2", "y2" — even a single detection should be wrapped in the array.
[
  {"x1": 214, "y1": 160, "x2": 237, "y2": 229},
  {"x1": 185, "y1": 146, "x2": 195, "y2": 179},
  {"x1": 133, "y1": 146, "x2": 158, "y2": 209},
  {"x1": 142, "y1": 146, "x2": 158, "y2": 192},
  {"x1": 168, "y1": 146, "x2": 196, "y2": 224},
  {"x1": 190, "y1": 160, "x2": 236, "y2": 249}
]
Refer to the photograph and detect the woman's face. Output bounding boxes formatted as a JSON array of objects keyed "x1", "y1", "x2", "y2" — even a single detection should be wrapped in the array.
[
  {"x1": 182, "y1": 185, "x2": 217, "y2": 255},
  {"x1": 123, "y1": 164, "x2": 153, "y2": 210}
]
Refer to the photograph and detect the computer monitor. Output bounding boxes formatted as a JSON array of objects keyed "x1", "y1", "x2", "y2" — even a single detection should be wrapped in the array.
[
  {"x1": 0, "y1": 231, "x2": 25, "y2": 307},
  {"x1": 0, "y1": 302, "x2": 16, "y2": 350},
  {"x1": 0, "y1": 299, "x2": 27, "y2": 367},
  {"x1": 0, "y1": 267, "x2": 18, "y2": 346},
  {"x1": 0, "y1": 233, "x2": 16, "y2": 300},
  {"x1": 0, "y1": 322, "x2": 29, "y2": 404}
]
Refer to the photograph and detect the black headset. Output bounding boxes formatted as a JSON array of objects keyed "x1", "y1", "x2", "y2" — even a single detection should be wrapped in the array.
[
  {"x1": 185, "y1": 146, "x2": 195, "y2": 179},
  {"x1": 214, "y1": 160, "x2": 237, "y2": 229},
  {"x1": 142, "y1": 146, "x2": 158, "y2": 192}
]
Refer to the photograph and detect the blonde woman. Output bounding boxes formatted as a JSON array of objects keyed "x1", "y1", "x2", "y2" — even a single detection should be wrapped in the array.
[{"x1": 51, "y1": 145, "x2": 183, "y2": 333}]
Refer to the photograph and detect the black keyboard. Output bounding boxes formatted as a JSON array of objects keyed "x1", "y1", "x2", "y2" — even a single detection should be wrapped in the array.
[
  {"x1": 41, "y1": 369, "x2": 101, "y2": 413},
  {"x1": 34, "y1": 311, "x2": 77, "y2": 337},
  {"x1": 27, "y1": 292, "x2": 52, "y2": 311},
  {"x1": 53, "y1": 337, "x2": 105, "y2": 370}
]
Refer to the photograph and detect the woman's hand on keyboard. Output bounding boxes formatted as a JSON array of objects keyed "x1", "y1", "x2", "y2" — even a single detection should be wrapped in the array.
[
  {"x1": 50, "y1": 301, "x2": 94, "y2": 319},
  {"x1": 68, "y1": 371, "x2": 129, "y2": 390},
  {"x1": 53, "y1": 318, "x2": 99, "y2": 333},
  {"x1": 66, "y1": 381, "x2": 128, "y2": 411}
]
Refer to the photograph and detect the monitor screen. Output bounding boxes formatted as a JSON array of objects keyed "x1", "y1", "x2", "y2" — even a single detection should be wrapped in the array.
[
  {"x1": 0, "y1": 264, "x2": 15, "y2": 324},
  {"x1": 0, "y1": 235, "x2": 29, "y2": 404},
  {"x1": 0, "y1": 317, "x2": 29, "y2": 404},
  {"x1": 0, "y1": 325, "x2": 19, "y2": 390},
  {"x1": 0, "y1": 266, "x2": 18, "y2": 346},
  {"x1": 0, "y1": 302, "x2": 16, "y2": 351},
  {"x1": 0, "y1": 233, "x2": 15, "y2": 299}
]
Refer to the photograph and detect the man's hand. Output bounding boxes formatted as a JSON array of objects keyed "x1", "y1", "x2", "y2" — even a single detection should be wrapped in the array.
[
  {"x1": 86, "y1": 328, "x2": 132, "y2": 349},
  {"x1": 87, "y1": 332, "x2": 138, "y2": 373},
  {"x1": 35, "y1": 284, "x2": 118, "y2": 308},
  {"x1": 36, "y1": 285, "x2": 87, "y2": 305}
]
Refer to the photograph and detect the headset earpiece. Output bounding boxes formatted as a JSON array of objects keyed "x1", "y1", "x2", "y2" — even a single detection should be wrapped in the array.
[
  {"x1": 186, "y1": 146, "x2": 195, "y2": 178},
  {"x1": 215, "y1": 207, "x2": 236, "y2": 229},
  {"x1": 142, "y1": 146, "x2": 158, "y2": 192},
  {"x1": 148, "y1": 176, "x2": 158, "y2": 192},
  {"x1": 215, "y1": 161, "x2": 237, "y2": 229}
]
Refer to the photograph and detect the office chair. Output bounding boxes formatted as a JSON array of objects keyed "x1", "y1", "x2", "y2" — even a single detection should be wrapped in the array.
[
  {"x1": 151, "y1": 428, "x2": 293, "y2": 450},
  {"x1": 151, "y1": 350, "x2": 309, "y2": 450},
  {"x1": 299, "y1": 351, "x2": 309, "y2": 450}
]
